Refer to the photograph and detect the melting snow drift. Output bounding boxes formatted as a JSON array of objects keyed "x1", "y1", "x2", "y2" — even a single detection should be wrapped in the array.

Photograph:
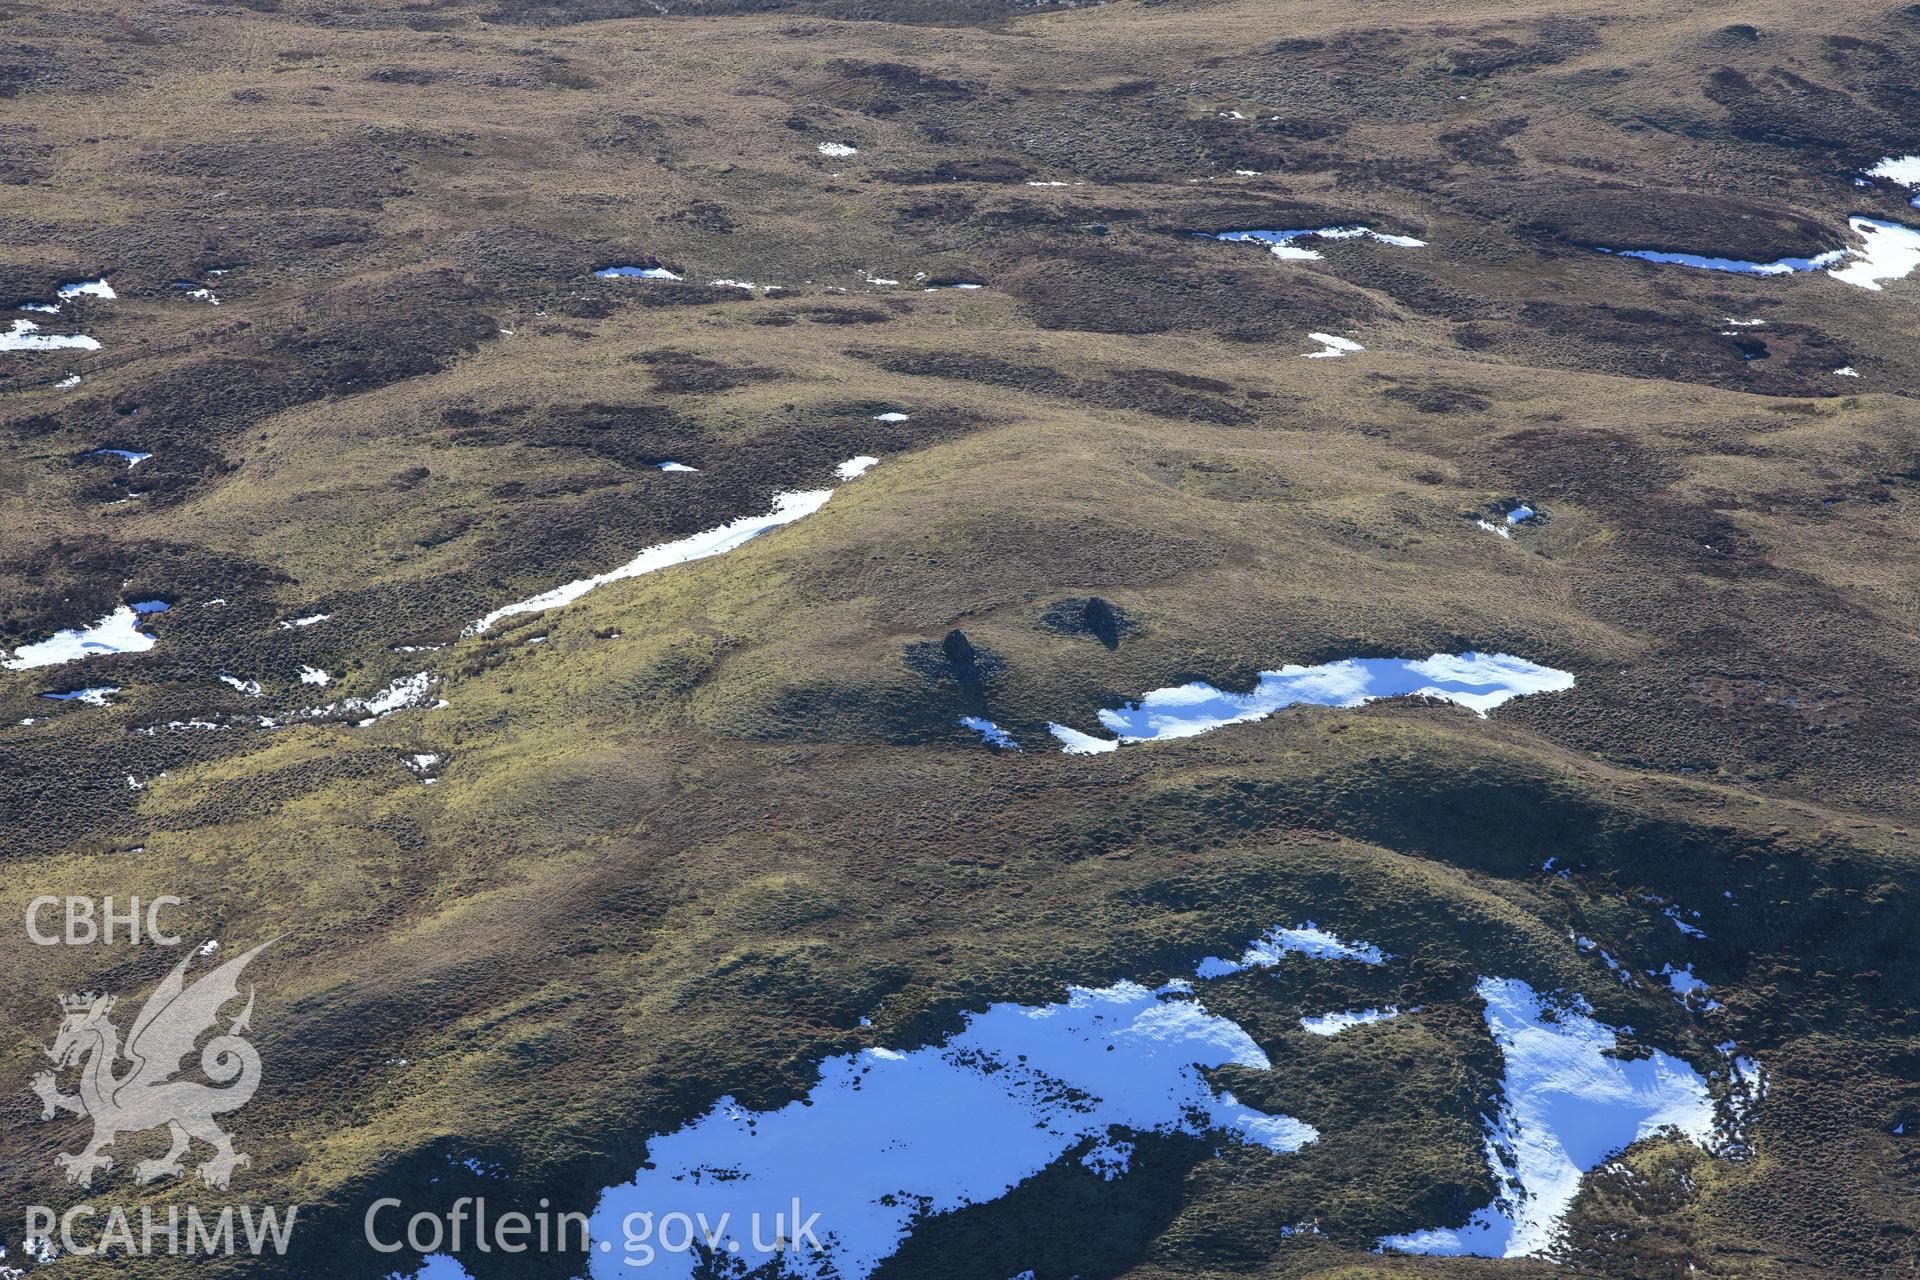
[
  {"x1": 1827, "y1": 217, "x2": 1920, "y2": 291},
  {"x1": 959, "y1": 715, "x2": 1019, "y2": 750},
  {"x1": 1304, "y1": 332, "x2": 1364, "y2": 358},
  {"x1": 1197, "y1": 922, "x2": 1387, "y2": 978},
  {"x1": 1866, "y1": 155, "x2": 1920, "y2": 205},
  {"x1": 587, "y1": 978, "x2": 1316, "y2": 1279},
  {"x1": 468, "y1": 458, "x2": 875, "y2": 633},
  {"x1": 1380, "y1": 978, "x2": 1714, "y2": 1259},
  {"x1": 1047, "y1": 652, "x2": 1573, "y2": 753}
]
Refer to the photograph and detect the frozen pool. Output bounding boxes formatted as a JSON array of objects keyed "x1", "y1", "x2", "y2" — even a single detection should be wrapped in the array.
[
  {"x1": 3, "y1": 603, "x2": 166, "y2": 669},
  {"x1": 1, "y1": 319, "x2": 100, "y2": 352},
  {"x1": 468, "y1": 457, "x2": 877, "y2": 634},
  {"x1": 41, "y1": 686, "x2": 119, "y2": 706},
  {"x1": 1599, "y1": 246, "x2": 1846, "y2": 275},
  {"x1": 57, "y1": 278, "x2": 115, "y2": 300},
  {"x1": 1202, "y1": 226, "x2": 1427, "y2": 262},
  {"x1": 1598, "y1": 215, "x2": 1920, "y2": 292},
  {"x1": 1048, "y1": 652, "x2": 1574, "y2": 753},
  {"x1": 87, "y1": 448, "x2": 151, "y2": 468},
  {"x1": 595, "y1": 266, "x2": 682, "y2": 281}
]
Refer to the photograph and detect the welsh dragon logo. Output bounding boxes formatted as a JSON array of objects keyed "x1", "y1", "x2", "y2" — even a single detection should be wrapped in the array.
[{"x1": 30, "y1": 940, "x2": 273, "y2": 1190}]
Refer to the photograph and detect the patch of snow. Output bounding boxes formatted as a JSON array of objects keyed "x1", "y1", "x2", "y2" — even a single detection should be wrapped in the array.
[
  {"x1": 1579, "y1": 936, "x2": 1633, "y2": 986},
  {"x1": 58, "y1": 374, "x2": 82, "y2": 387},
  {"x1": 1047, "y1": 723, "x2": 1119, "y2": 754},
  {"x1": 20, "y1": 301, "x2": 60, "y2": 314},
  {"x1": 864, "y1": 273, "x2": 900, "y2": 287},
  {"x1": 218, "y1": 674, "x2": 262, "y2": 697},
  {"x1": 41, "y1": 686, "x2": 119, "y2": 706},
  {"x1": 1234, "y1": 168, "x2": 1262, "y2": 176},
  {"x1": 1475, "y1": 518, "x2": 1511, "y2": 539},
  {"x1": 586, "y1": 978, "x2": 1316, "y2": 1279},
  {"x1": 657, "y1": 461, "x2": 698, "y2": 472},
  {"x1": 1205, "y1": 226, "x2": 1427, "y2": 262},
  {"x1": 263, "y1": 672, "x2": 438, "y2": 729},
  {"x1": 835, "y1": 455, "x2": 879, "y2": 480},
  {"x1": 398, "y1": 1258, "x2": 473, "y2": 1280},
  {"x1": 278, "y1": 613, "x2": 331, "y2": 629},
  {"x1": 1081, "y1": 1136, "x2": 1134, "y2": 1180},
  {"x1": 1379, "y1": 977, "x2": 1714, "y2": 1259},
  {"x1": 959, "y1": 716, "x2": 1019, "y2": 750},
  {"x1": 1723, "y1": 317, "x2": 1766, "y2": 327},
  {"x1": 873, "y1": 412, "x2": 910, "y2": 422},
  {"x1": 1828, "y1": 216, "x2": 1920, "y2": 291},
  {"x1": 403, "y1": 752, "x2": 444, "y2": 783},
  {"x1": 1506, "y1": 504, "x2": 1535, "y2": 525},
  {"x1": 1662, "y1": 905, "x2": 1707, "y2": 939},
  {"x1": 299, "y1": 665, "x2": 331, "y2": 686},
  {"x1": 1654, "y1": 963, "x2": 1720, "y2": 1011},
  {"x1": 817, "y1": 142, "x2": 859, "y2": 157},
  {"x1": 1303, "y1": 332, "x2": 1363, "y2": 358},
  {"x1": 468, "y1": 459, "x2": 876, "y2": 634},
  {"x1": 1, "y1": 318, "x2": 100, "y2": 352},
  {"x1": 135, "y1": 718, "x2": 223, "y2": 734},
  {"x1": 595, "y1": 266, "x2": 682, "y2": 281},
  {"x1": 1052, "y1": 653, "x2": 1573, "y2": 752},
  {"x1": 1026, "y1": 181, "x2": 1070, "y2": 187},
  {"x1": 1300, "y1": 1006, "x2": 1400, "y2": 1036},
  {"x1": 1866, "y1": 154, "x2": 1920, "y2": 202},
  {"x1": 1834, "y1": 366, "x2": 1860, "y2": 377},
  {"x1": 1197, "y1": 922, "x2": 1388, "y2": 978},
  {"x1": 4, "y1": 605, "x2": 159, "y2": 670},
  {"x1": 57, "y1": 279, "x2": 114, "y2": 300}
]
